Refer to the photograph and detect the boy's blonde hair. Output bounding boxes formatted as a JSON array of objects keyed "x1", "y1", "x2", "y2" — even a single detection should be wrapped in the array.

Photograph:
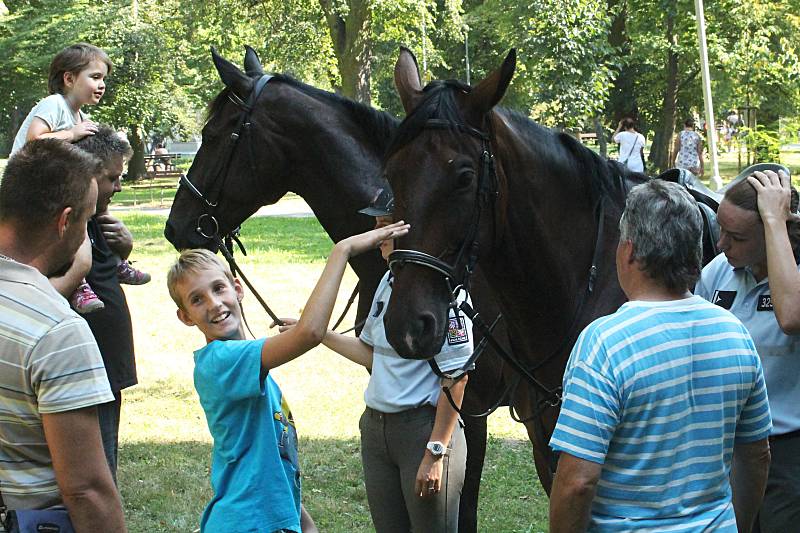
[
  {"x1": 167, "y1": 249, "x2": 236, "y2": 309},
  {"x1": 48, "y1": 43, "x2": 113, "y2": 95}
]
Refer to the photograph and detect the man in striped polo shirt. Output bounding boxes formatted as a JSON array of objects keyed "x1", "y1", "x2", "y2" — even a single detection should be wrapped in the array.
[
  {"x1": 0, "y1": 139, "x2": 126, "y2": 531},
  {"x1": 549, "y1": 180, "x2": 772, "y2": 532}
]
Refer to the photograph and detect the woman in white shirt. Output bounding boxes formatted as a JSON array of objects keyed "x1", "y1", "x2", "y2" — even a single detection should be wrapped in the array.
[{"x1": 612, "y1": 118, "x2": 647, "y2": 172}]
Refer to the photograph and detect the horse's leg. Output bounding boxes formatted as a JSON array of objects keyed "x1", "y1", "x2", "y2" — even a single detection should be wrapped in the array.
[
  {"x1": 458, "y1": 416, "x2": 486, "y2": 533},
  {"x1": 512, "y1": 384, "x2": 556, "y2": 495}
]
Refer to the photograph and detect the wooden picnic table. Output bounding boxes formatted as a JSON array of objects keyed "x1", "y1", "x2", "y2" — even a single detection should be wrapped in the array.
[{"x1": 144, "y1": 153, "x2": 182, "y2": 177}]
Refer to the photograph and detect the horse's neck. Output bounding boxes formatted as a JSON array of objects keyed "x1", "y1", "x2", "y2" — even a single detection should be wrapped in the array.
[
  {"x1": 481, "y1": 117, "x2": 614, "y2": 348},
  {"x1": 279, "y1": 100, "x2": 393, "y2": 243}
]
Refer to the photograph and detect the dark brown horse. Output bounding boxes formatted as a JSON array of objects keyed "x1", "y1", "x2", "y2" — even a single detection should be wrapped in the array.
[
  {"x1": 381, "y1": 48, "x2": 651, "y2": 492},
  {"x1": 164, "y1": 48, "x2": 515, "y2": 532}
]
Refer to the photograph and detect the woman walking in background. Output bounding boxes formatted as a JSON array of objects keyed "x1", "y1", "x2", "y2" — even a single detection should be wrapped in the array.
[{"x1": 672, "y1": 118, "x2": 704, "y2": 178}]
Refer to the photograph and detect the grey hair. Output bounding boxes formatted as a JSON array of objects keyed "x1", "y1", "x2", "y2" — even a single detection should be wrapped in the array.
[{"x1": 619, "y1": 180, "x2": 702, "y2": 291}]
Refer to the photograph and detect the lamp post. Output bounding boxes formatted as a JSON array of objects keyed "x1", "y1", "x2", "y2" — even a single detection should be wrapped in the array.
[
  {"x1": 464, "y1": 24, "x2": 471, "y2": 85},
  {"x1": 694, "y1": 0, "x2": 722, "y2": 189}
]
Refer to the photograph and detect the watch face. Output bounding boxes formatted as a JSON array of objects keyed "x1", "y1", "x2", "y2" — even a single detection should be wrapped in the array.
[{"x1": 428, "y1": 442, "x2": 445, "y2": 455}]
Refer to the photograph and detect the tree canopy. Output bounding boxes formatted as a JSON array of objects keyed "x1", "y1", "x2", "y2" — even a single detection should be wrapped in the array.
[{"x1": 1, "y1": 0, "x2": 798, "y2": 172}]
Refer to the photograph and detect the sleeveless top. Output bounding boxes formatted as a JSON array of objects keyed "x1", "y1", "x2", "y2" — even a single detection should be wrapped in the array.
[{"x1": 675, "y1": 130, "x2": 702, "y2": 171}]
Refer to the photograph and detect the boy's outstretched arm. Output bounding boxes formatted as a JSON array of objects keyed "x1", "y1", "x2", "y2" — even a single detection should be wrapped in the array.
[{"x1": 260, "y1": 221, "x2": 408, "y2": 371}]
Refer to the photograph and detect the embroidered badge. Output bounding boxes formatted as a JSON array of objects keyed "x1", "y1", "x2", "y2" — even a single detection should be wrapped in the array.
[
  {"x1": 712, "y1": 290, "x2": 736, "y2": 310},
  {"x1": 757, "y1": 294, "x2": 773, "y2": 312},
  {"x1": 373, "y1": 301, "x2": 384, "y2": 317},
  {"x1": 447, "y1": 316, "x2": 469, "y2": 345}
]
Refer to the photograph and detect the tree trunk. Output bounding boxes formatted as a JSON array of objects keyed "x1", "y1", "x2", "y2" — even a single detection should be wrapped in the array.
[
  {"x1": 594, "y1": 116, "x2": 608, "y2": 158},
  {"x1": 649, "y1": 6, "x2": 679, "y2": 172},
  {"x1": 127, "y1": 124, "x2": 147, "y2": 181},
  {"x1": 319, "y1": 0, "x2": 372, "y2": 104},
  {"x1": 4, "y1": 105, "x2": 25, "y2": 156},
  {"x1": 605, "y1": 0, "x2": 637, "y2": 123}
]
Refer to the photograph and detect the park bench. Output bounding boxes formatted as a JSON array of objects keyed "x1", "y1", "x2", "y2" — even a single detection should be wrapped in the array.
[
  {"x1": 144, "y1": 153, "x2": 183, "y2": 179},
  {"x1": 578, "y1": 132, "x2": 598, "y2": 145}
]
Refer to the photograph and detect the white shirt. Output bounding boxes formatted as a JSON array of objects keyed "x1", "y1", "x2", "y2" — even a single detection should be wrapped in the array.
[
  {"x1": 696, "y1": 253, "x2": 800, "y2": 435},
  {"x1": 613, "y1": 130, "x2": 646, "y2": 172},
  {"x1": 12, "y1": 94, "x2": 87, "y2": 154},
  {"x1": 359, "y1": 272, "x2": 474, "y2": 413}
]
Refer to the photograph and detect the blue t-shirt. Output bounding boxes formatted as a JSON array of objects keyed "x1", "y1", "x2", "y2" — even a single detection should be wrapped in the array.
[
  {"x1": 550, "y1": 296, "x2": 771, "y2": 532},
  {"x1": 193, "y1": 339, "x2": 301, "y2": 533}
]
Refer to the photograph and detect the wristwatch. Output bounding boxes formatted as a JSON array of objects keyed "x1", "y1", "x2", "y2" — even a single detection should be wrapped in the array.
[{"x1": 426, "y1": 441, "x2": 447, "y2": 457}]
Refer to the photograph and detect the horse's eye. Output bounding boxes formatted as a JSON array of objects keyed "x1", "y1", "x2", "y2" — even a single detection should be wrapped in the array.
[{"x1": 456, "y1": 169, "x2": 475, "y2": 189}]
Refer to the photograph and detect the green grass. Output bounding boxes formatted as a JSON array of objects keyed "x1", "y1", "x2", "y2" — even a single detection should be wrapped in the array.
[{"x1": 116, "y1": 212, "x2": 546, "y2": 533}]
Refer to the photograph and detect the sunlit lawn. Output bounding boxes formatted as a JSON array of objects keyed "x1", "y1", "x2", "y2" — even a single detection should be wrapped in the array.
[
  {"x1": 116, "y1": 213, "x2": 547, "y2": 532},
  {"x1": 2, "y1": 146, "x2": 798, "y2": 532}
]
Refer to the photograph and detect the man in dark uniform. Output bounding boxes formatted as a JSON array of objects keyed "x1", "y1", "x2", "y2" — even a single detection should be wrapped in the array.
[{"x1": 75, "y1": 127, "x2": 138, "y2": 480}]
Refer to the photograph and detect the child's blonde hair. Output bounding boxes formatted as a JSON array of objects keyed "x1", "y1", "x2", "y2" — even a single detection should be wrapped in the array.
[
  {"x1": 167, "y1": 249, "x2": 236, "y2": 309},
  {"x1": 48, "y1": 43, "x2": 112, "y2": 95}
]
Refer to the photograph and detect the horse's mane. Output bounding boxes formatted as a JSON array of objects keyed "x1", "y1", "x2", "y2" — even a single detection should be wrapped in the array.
[
  {"x1": 206, "y1": 74, "x2": 400, "y2": 154},
  {"x1": 384, "y1": 80, "x2": 648, "y2": 208},
  {"x1": 495, "y1": 110, "x2": 648, "y2": 209}
]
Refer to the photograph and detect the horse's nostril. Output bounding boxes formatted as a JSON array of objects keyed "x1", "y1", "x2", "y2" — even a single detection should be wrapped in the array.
[{"x1": 419, "y1": 312, "x2": 436, "y2": 339}]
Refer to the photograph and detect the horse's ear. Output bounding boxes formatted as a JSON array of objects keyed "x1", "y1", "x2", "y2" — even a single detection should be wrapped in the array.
[
  {"x1": 243, "y1": 45, "x2": 264, "y2": 77},
  {"x1": 469, "y1": 49, "x2": 516, "y2": 115},
  {"x1": 394, "y1": 47, "x2": 423, "y2": 114},
  {"x1": 211, "y1": 46, "x2": 253, "y2": 98}
]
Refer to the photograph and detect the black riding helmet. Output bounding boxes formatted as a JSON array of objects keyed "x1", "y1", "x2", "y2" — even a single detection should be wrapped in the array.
[{"x1": 358, "y1": 187, "x2": 394, "y2": 217}]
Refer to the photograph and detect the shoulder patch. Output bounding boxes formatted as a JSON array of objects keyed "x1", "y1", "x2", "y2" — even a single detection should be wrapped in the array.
[
  {"x1": 757, "y1": 294, "x2": 773, "y2": 312},
  {"x1": 447, "y1": 316, "x2": 469, "y2": 346},
  {"x1": 712, "y1": 290, "x2": 736, "y2": 310}
]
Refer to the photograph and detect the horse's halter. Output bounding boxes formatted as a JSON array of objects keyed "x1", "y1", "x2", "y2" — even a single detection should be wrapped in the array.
[
  {"x1": 180, "y1": 74, "x2": 273, "y2": 241},
  {"x1": 388, "y1": 118, "x2": 498, "y2": 307}
]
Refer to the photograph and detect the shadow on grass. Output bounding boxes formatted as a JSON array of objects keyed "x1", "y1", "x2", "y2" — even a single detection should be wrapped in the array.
[
  {"x1": 119, "y1": 435, "x2": 547, "y2": 533},
  {"x1": 120, "y1": 213, "x2": 331, "y2": 264}
]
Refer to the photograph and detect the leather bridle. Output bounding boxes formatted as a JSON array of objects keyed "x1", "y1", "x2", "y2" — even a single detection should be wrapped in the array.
[
  {"x1": 385, "y1": 116, "x2": 615, "y2": 420},
  {"x1": 177, "y1": 74, "x2": 287, "y2": 327},
  {"x1": 180, "y1": 74, "x2": 273, "y2": 242}
]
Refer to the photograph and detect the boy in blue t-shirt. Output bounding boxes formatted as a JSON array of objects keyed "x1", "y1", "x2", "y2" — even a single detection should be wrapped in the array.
[{"x1": 166, "y1": 220, "x2": 409, "y2": 533}]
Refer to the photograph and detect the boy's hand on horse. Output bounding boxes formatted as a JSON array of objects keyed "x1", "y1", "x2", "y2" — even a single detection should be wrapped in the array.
[{"x1": 337, "y1": 221, "x2": 409, "y2": 257}]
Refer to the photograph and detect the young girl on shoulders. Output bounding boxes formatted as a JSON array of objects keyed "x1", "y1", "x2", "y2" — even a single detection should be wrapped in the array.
[{"x1": 13, "y1": 43, "x2": 151, "y2": 313}]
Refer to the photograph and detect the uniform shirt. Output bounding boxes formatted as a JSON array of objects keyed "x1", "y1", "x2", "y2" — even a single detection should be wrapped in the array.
[
  {"x1": 82, "y1": 216, "x2": 137, "y2": 393},
  {"x1": 612, "y1": 131, "x2": 646, "y2": 172},
  {"x1": 0, "y1": 257, "x2": 113, "y2": 510},
  {"x1": 359, "y1": 272, "x2": 474, "y2": 413},
  {"x1": 194, "y1": 339, "x2": 301, "y2": 533},
  {"x1": 550, "y1": 296, "x2": 771, "y2": 532},
  {"x1": 697, "y1": 253, "x2": 800, "y2": 435},
  {"x1": 11, "y1": 94, "x2": 86, "y2": 154}
]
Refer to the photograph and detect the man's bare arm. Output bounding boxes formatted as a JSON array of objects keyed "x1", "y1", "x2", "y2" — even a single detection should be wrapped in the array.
[
  {"x1": 549, "y1": 452, "x2": 602, "y2": 533},
  {"x1": 42, "y1": 407, "x2": 127, "y2": 532},
  {"x1": 731, "y1": 438, "x2": 770, "y2": 533}
]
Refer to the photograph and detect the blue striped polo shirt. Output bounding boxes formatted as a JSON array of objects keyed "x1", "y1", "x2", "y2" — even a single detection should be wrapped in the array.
[{"x1": 550, "y1": 295, "x2": 771, "y2": 532}]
